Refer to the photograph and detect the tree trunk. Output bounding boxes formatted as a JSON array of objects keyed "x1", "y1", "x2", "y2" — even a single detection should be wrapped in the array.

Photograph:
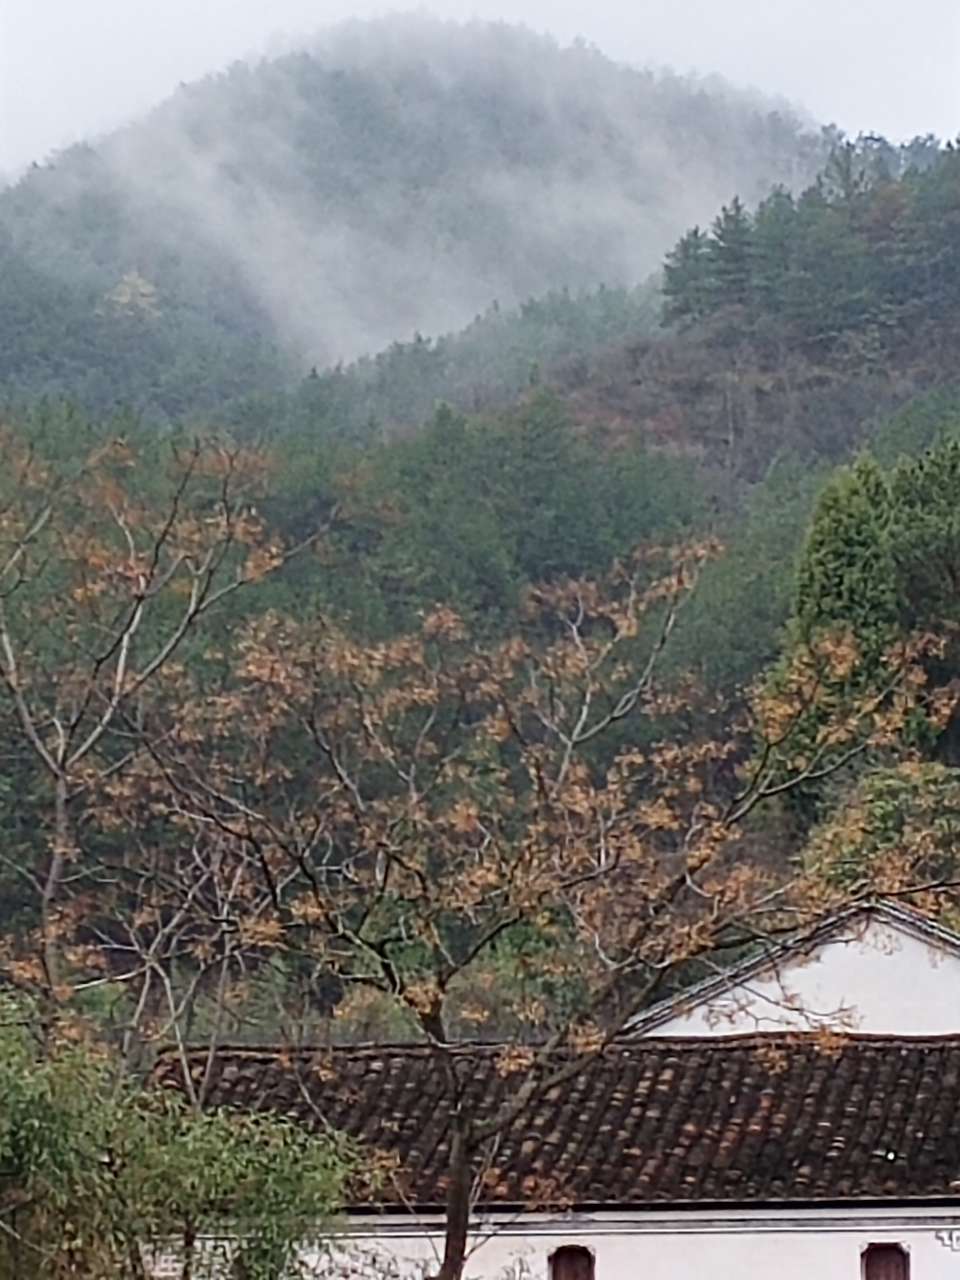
[
  {"x1": 435, "y1": 1122, "x2": 472, "y2": 1280},
  {"x1": 179, "y1": 1222, "x2": 196, "y2": 1280},
  {"x1": 41, "y1": 773, "x2": 70, "y2": 992}
]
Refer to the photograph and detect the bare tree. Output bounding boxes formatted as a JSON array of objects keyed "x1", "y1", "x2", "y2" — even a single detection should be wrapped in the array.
[{"x1": 0, "y1": 425, "x2": 310, "y2": 1018}]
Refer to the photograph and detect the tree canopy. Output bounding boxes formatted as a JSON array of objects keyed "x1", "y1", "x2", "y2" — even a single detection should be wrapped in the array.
[
  {"x1": 662, "y1": 135, "x2": 957, "y2": 353},
  {"x1": 0, "y1": 996, "x2": 354, "y2": 1280},
  {"x1": 3, "y1": 31, "x2": 960, "y2": 1278}
]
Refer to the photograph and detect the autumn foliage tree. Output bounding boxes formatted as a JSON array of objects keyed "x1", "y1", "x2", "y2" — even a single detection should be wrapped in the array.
[
  {"x1": 0, "y1": 419, "x2": 304, "y2": 1008},
  {"x1": 84, "y1": 535, "x2": 954, "y2": 1280},
  {"x1": 0, "y1": 417, "x2": 955, "y2": 1280}
]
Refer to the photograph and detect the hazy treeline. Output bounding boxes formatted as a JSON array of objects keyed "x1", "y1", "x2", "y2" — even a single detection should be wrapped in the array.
[
  {"x1": 663, "y1": 133, "x2": 958, "y2": 347},
  {"x1": 0, "y1": 16, "x2": 829, "y2": 418},
  {"x1": 225, "y1": 283, "x2": 662, "y2": 441}
]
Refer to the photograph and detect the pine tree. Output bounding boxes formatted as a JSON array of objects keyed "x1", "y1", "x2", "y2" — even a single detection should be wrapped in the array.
[
  {"x1": 751, "y1": 186, "x2": 797, "y2": 318},
  {"x1": 662, "y1": 226, "x2": 712, "y2": 325},
  {"x1": 706, "y1": 196, "x2": 754, "y2": 310}
]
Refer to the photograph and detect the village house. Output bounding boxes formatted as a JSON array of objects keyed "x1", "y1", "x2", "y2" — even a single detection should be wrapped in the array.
[{"x1": 155, "y1": 901, "x2": 960, "y2": 1278}]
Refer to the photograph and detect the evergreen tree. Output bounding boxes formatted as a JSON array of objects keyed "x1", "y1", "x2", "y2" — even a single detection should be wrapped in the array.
[
  {"x1": 793, "y1": 455, "x2": 899, "y2": 653},
  {"x1": 707, "y1": 197, "x2": 754, "y2": 310},
  {"x1": 751, "y1": 186, "x2": 797, "y2": 319},
  {"x1": 662, "y1": 226, "x2": 712, "y2": 325},
  {"x1": 659, "y1": 137, "x2": 957, "y2": 353}
]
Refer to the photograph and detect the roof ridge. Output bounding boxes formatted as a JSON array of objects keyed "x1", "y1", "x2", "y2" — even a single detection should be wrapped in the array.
[
  {"x1": 154, "y1": 1039, "x2": 524, "y2": 1059},
  {"x1": 154, "y1": 1029, "x2": 960, "y2": 1060},
  {"x1": 628, "y1": 896, "x2": 960, "y2": 1035}
]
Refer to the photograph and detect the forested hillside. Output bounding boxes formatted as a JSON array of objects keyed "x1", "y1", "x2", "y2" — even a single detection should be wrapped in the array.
[
  {"x1": 222, "y1": 135, "x2": 960, "y2": 451},
  {"x1": 0, "y1": 16, "x2": 827, "y2": 417},
  {"x1": 5, "y1": 26, "x2": 960, "y2": 1269},
  {"x1": 207, "y1": 138, "x2": 960, "y2": 704},
  {"x1": 2, "y1": 73, "x2": 959, "y2": 961},
  {"x1": 663, "y1": 133, "x2": 956, "y2": 345}
]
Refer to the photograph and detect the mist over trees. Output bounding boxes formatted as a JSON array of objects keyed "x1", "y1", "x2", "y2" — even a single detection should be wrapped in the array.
[
  {"x1": 0, "y1": 16, "x2": 827, "y2": 417},
  {"x1": 662, "y1": 133, "x2": 955, "y2": 346}
]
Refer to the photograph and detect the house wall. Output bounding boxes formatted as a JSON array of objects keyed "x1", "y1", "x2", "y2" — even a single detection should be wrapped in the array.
[
  {"x1": 317, "y1": 1207, "x2": 960, "y2": 1279},
  {"x1": 649, "y1": 916, "x2": 960, "y2": 1036}
]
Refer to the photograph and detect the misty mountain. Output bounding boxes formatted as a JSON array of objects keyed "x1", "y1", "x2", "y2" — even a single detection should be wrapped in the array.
[{"x1": 0, "y1": 15, "x2": 828, "y2": 418}]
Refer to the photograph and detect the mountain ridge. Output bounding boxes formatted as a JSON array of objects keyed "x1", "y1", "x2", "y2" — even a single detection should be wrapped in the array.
[{"x1": 0, "y1": 15, "x2": 828, "y2": 418}]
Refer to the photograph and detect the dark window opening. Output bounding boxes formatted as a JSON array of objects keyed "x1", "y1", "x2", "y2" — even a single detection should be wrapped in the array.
[
  {"x1": 863, "y1": 1243, "x2": 909, "y2": 1280},
  {"x1": 550, "y1": 1244, "x2": 595, "y2": 1280}
]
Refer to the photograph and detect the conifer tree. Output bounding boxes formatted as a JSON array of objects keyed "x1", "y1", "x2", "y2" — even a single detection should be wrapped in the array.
[
  {"x1": 661, "y1": 225, "x2": 712, "y2": 325},
  {"x1": 706, "y1": 196, "x2": 754, "y2": 310},
  {"x1": 751, "y1": 186, "x2": 797, "y2": 318},
  {"x1": 793, "y1": 455, "x2": 898, "y2": 652}
]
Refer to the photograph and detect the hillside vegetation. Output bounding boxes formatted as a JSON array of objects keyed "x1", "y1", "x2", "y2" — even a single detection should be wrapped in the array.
[
  {"x1": 4, "y1": 29, "x2": 960, "y2": 1220},
  {"x1": 0, "y1": 16, "x2": 827, "y2": 417},
  {"x1": 210, "y1": 139, "x2": 960, "y2": 703}
]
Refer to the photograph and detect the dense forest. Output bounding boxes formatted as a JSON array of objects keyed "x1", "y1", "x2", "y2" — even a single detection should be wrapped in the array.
[
  {"x1": 3, "y1": 125, "x2": 960, "y2": 991},
  {"x1": 0, "y1": 16, "x2": 828, "y2": 418},
  {"x1": 3, "y1": 20, "x2": 960, "y2": 1275}
]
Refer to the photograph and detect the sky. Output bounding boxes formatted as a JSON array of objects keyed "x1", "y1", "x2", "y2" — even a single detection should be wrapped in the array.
[{"x1": 1, "y1": 0, "x2": 958, "y2": 177}]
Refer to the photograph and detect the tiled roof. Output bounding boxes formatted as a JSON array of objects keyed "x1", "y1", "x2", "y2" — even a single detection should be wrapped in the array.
[{"x1": 153, "y1": 1034, "x2": 960, "y2": 1210}]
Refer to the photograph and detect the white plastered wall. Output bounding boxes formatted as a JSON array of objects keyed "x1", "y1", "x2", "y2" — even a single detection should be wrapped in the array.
[
  {"x1": 648, "y1": 916, "x2": 960, "y2": 1036},
  {"x1": 313, "y1": 1207, "x2": 960, "y2": 1278}
]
